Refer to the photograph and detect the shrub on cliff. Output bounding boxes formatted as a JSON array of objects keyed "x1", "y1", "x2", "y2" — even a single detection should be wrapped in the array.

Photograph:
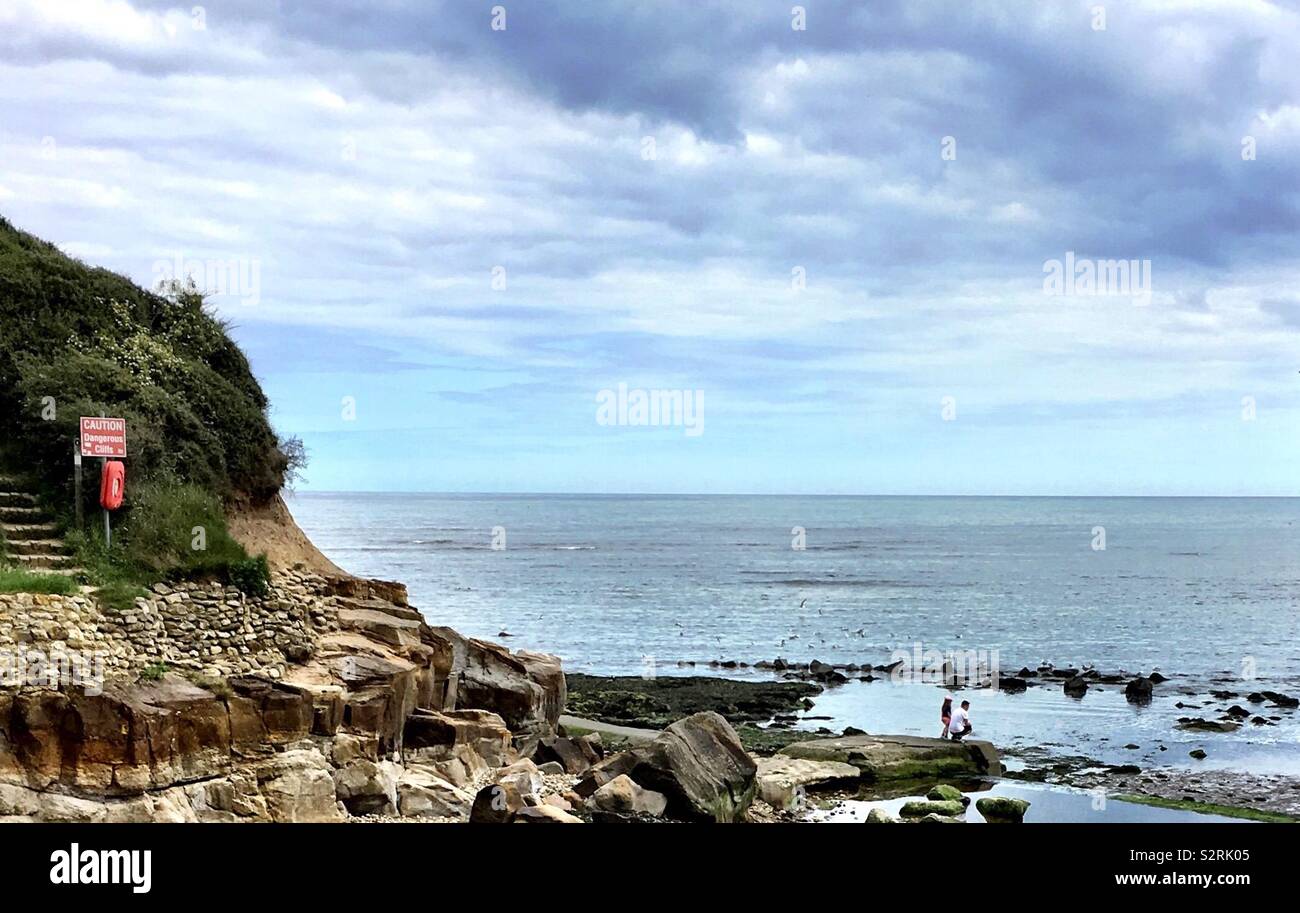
[
  {"x1": 0, "y1": 216, "x2": 290, "y2": 504},
  {"x1": 0, "y1": 216, "x2": 288, "y2": 590}
]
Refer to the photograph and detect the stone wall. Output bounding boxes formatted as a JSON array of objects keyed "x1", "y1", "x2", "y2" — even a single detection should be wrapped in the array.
[{"x1": 0, "y1": 571, "x2": 341, "y2": 688}]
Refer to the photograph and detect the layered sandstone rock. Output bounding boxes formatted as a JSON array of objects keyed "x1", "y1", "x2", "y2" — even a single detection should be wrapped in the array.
[{"x1": 0, "y1": 573, "x2": 566, "y2": 823}]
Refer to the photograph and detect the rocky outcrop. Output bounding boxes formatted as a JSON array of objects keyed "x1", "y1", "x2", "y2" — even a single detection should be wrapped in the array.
[
  {"x1": 0, "y1": 572, "x2": 566, "y2": 823},
  {"x1": 432, "y1": 628, "x2": 565, "y2": 749},
  {"x1": 779, "y1": 734, "x2": 1001, "y2": 782},
  {"x1": 576, "y1": 711, "x2": 757, "y2": 822},
  {"x1": 755, "y1": 756, "x2": 859, "y2": 810}
]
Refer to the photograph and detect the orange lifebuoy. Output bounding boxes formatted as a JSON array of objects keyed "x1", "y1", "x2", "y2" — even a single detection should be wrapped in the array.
[{"x1": 100, "y1": 460, "x2": 125, "y2": 510}]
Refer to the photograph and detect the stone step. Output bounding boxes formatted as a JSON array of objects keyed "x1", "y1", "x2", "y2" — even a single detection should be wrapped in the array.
[
  {"x1": 1, "y1": 522, "x2": 61, "y2": 539},
  {"x1": 10, "y1": 553, "x2": 79, "y2": 570},
  {"x1": 3, "y1": 538, "x2": 72, "y2": 556},
  {"x1": 0, "y1": 491, "x2": 38, "y2": 507},
  {"x1": 0, "y1": 506, "x2": 44, "y2": 523}
]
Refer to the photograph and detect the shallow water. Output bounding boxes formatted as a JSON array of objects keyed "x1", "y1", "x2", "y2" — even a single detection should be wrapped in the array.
[
  {"x1": 810, "y1": 780, "x2": 1252, "y2": 824},
  {"x1": 288, "y1": 492, "x2": 1300, "y2": 777}
]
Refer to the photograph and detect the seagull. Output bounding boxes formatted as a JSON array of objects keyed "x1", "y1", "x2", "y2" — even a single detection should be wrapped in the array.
[{"x1": 799, "y1": 599, "x2": 807, "y2": 609}]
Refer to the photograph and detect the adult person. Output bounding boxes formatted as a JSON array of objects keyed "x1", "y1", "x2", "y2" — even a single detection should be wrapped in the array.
[{"x1": 948, "y1": 699, "x2": 973, "y2": 741}]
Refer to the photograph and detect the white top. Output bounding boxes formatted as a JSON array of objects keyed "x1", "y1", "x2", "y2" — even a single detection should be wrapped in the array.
[{"x1": 948, "y1": 707, "x2": 970, "y2": 733}]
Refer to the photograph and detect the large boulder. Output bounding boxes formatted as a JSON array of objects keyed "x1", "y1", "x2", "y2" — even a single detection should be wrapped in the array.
[
  {"x1": 430, "y1": 629, "x2": 565, "y2": 747},
  {"x1": 755, "y1": 756, "x2": 859, "y2": 810},
  {"x1": 493, "y1": 759, "x2": 545, "y2": 799},
  {"x1": 576, "y1": 712, "x2": 757, "y2": 822},
  {"x1": 469, "y1": 781, "x2": 525, "y2": 824},
  {"x1": 254, "y1": 749, "x2": 346, "y2": 822},
  {"x1": 586, "y1": 774, "x2": 668, "y2": 817},
  {"x1": 397, "y1": 767, "x2": 473, "y2": 819},
  {"x1": 534, "y1": 735, "x2": 601, "y2": 774},
  {"x1": 404, "y1": 708, "x2": 514, "y2": 785},
  {"x1": 331, "y1": 759, "x2": 400, "y2": 816}
]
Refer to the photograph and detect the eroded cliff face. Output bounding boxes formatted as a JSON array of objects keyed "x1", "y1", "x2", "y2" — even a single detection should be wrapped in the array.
[{"x1": 0, "y1": 573, "x2": 565, "y2": 822}]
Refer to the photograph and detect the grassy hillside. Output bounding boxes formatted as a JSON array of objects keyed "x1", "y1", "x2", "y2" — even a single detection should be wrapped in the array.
[{"x1": 0, "y1": 215, "x2": 295, "y2": 591}]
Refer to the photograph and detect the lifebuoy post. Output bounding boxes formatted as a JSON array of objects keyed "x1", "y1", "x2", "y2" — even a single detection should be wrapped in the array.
[{"x1": 80, "y1": 416, "x2": 127, "y2": 548}]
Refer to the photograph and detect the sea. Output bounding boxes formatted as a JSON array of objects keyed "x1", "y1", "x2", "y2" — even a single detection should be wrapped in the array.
[{"x1": 287, "y1": 493, "x2": 1300, "y2": 777}]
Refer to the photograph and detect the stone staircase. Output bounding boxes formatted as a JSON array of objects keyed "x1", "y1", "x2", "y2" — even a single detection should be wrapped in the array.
[{"x1": 0, "y1": 474, "x2": 83, "y2": 577}]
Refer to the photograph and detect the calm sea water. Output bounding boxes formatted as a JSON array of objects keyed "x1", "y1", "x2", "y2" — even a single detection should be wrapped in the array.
[{"x1": 287, "y1": 493, "x2": 1300, "y2": 773}]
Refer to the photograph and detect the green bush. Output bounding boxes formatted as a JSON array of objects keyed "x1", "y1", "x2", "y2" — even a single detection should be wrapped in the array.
[
  {"x1": 228, "y1": 554, "x2": 271, "y2": 597},
  {"x1": 140, "y1": 662, "x2": 169, "y2": 682},
  {"x1": 94, "y1": 580, "x2": 150, "y2": 614},
  {"x1": 0, "y1": 216, "x2": 290, "y2": 509},
  {"x1": 68, "y1": 480, "x2": 270, "y2": 594}
]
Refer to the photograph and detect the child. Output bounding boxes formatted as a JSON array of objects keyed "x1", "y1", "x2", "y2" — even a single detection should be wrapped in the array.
[{"x1": 940, "y1": 695, "x2": 953, "y2": 739}]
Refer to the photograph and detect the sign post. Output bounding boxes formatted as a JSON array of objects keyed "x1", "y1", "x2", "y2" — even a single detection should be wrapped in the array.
[
  {"x1": 73, "y1": 440, "x2": 83, "y2": 529},
  {"x1": 79, "y1": 417, "x2": 127, "y2": 547}
]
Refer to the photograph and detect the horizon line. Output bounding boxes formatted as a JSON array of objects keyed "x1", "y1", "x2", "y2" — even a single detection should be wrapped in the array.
[{"x1": 286, "y1": 489, "x2": 1300, "y2": 499}]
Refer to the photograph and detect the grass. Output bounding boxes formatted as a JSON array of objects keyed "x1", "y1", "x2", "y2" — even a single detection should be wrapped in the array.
[
  {"x1": 139, "y1": 661, "x2": 169, "y2": 682},
  {"x1": 1115, "y1": 793, "x2": 1300, "y2": 823},
  {"x1": 187, "y1": 673, "x2": 234, "y2": 700},
  {"x1": 94, "y1": 580, "x2": 150, "y2": 613},
  {"x1": 0, "y1": 564, "x2": 79, "y2": 595},
  {"x1": 64, "y1": 480, "x2": 271, "y2": 597}
]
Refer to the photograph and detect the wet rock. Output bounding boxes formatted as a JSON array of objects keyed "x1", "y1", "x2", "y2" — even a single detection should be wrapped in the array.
[
  {"x1": 1189, "y1": 749, "x2": 1207, "y2": 760},
  {"x1": 565, "y1": 673, "x2": 819, "y2": 730},
  {"x1": 1176, "y1": 718, "x2": 1240, "y2": 733},
  {"x1": 899, "y1": 799, "x2": 964, "y2": 818},
  {"x1": 999, "y1": 677, "x2": 1028, "y2": 693},
  {"x1": 1063, "y1": 676, "x2": 1089, "y2": 697},
  {"x1": 1262, "y1": 691, "x2": 1299, "y2": 708},
  {"x1": 865, "y1": 807, "x2": 898, "y2": 823},
  {"x1": 926, "y1": 784, "x2": 965, "y2": 803},
  {"x1": 1125, "y1": 678, "x2": 1154, "y2": 704},
  {"x1": 976, "y1": 796, "x2": 1030, "y2": 823}
]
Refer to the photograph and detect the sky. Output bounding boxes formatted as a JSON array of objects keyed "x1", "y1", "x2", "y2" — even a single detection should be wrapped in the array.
[{"x1": 2, "y1": 0, "x2": 1298, "y2": 495}]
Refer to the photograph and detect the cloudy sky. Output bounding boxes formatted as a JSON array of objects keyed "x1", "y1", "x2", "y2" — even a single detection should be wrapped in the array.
[{"x1": 3, "y1": 0, "x2": 1298, "y2": 494}]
